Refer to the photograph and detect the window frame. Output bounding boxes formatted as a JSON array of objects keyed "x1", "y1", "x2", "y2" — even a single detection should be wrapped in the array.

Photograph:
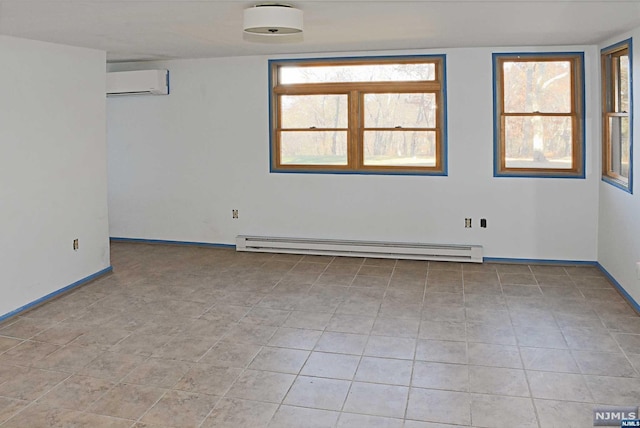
[
  {"x1": 492, "y1": 52, "x2": 586, "y2": 178},
  {"x1": 601, "y1": 39, "x2": 633, "y2": 194},
  {"x1": 268, "y1": 55, "x2": 448, "y2": 175}
]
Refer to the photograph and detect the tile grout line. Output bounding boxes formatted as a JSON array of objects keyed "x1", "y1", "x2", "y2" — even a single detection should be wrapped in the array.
[
  {"x1": 336, "y1": 257, "x2": 393, "y2": 420},
  {"x1": 507, "y1": 264, "x2": 543, "y2": 428},
  {"x1": 235, "y1": 254, "x2": 334, "y2": 427},
  {"x1": 461, "y1": 264, "x2": 472, "y2": 427}
]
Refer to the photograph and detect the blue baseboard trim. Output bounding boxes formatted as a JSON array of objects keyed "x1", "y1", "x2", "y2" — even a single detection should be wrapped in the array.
[
  {"x1": 596, "y1": 263, "x2": 640, "y2": 314},
  {"x1": 478, "y1": 257, "x2": 639, "y2": 314},
  {"x1": 0, "y1": 266, "x2": 113, "y2": 324},
  {"x1": 483, "y1": 257, "x2": 598, "y2": 266},
  {"x1": 110, "y1": 237, "x2": 236, "y2": 249}
]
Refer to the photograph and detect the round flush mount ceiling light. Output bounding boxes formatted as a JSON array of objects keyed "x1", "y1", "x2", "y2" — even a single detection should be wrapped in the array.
[{"x1": 243, "y1": 4, "x2": 303, "y2": 35}]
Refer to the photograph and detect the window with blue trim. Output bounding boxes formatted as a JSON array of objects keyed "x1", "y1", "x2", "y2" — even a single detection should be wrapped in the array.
[
  {"x1": 493, "y1": 53, "x2": 585, "y2": 178},
  {"x1": 269, "y1": 56, "x2": 447, "y2": 175},
  {"x1": 602, "y1": 39, "x2": 633, "y2": 193}
]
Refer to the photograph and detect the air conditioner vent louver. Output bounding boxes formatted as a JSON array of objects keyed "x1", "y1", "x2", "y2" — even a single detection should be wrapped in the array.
[{"x1": 236, "y1": 236, "x2": 483, "y2": 263}]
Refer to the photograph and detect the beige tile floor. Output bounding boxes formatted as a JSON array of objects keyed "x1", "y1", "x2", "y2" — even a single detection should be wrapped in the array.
[{"x1": 0, "y1": 242, "x2": 639, "y2": 427}]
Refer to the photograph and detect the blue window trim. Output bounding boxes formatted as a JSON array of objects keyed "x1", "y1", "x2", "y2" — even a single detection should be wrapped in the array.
[
  {"x1": 601, "y1": 38, "x2": 634, "y2": 194},
  {"x1": 268, "y1": 54, "x2": 448, "y2": 176},
  {"x1": 492, "y1": 51, "x2": 586, "y2": 179}
]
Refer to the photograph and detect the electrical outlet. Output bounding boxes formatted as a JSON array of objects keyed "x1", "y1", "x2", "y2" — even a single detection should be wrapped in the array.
[
  {"x1": 73, "y1": 239, "x2": 79, "y2": 251},
  {"x1": 232, "y1": 209, "x2": 238, "y2": 219},
  {"x1": 480, "y1": 218, "x2": 487, "y2": 228},
  {"x1": 465, "y1": 218, "x2": 472, "y2": 228}
]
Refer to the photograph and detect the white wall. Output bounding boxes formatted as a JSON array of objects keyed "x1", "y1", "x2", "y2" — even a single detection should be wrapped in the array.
[
  {"x1": 0, "y1": 36, "x2": 109, "y2": 316},
  {"x1": 598, "y1": 29, "x2": 640, "y2": 304},
  {"x1": 107, "y1": 45, "x2": 600, "y2": 261}
]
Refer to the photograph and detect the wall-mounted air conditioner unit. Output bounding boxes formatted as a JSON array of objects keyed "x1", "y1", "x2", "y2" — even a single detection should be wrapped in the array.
[{"x1": 106, "y1": 70, "x2": 169, "y2": 96}]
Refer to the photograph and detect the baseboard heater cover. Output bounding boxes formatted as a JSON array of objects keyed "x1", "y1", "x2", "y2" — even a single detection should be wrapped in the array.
[{"x1": 236, "y1": 236, "x2": 483, "y2": 263}]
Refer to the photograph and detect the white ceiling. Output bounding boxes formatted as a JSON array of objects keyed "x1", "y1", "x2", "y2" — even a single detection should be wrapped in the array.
[{"x1": 1, "y1": 1, "x2": 639, "y2": 62}]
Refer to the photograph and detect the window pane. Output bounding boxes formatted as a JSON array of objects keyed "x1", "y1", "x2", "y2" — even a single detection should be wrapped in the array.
[
  {"x1": 280, "y1": 63, "x2": 435, "y2": 84},
  {"x1": 364, "y1": 93, "x2": 436, "y2": 128},
  {"x1": 281, "y1": 95, "x2": 348, "y2": 128},
  {"x1": 503, "y1": 61, "x2": 572, "y2": 113},
  {"x1": 504, "y1": 116, "x2": 573, "y2": 169},
  {"x1": 618, "y1": 55, "x2": 630, "y2": 113},
  {"x1": 271, "y1": 56, "x2": 446, "y2": 174},
  {"x1": 280, "y1": 131, "x2": 348, "y2": 165},
  {"x1": 363, "y1": 131, "x2": 436, "y2": 166},
  {"x1": 608, "y1": 115, "x2": 630, "y2": 178}
]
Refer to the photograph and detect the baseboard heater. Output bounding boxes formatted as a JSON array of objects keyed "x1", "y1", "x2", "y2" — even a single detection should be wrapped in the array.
[{"x1": 236, "y1": 236, "x2": 483, "y2": 263}]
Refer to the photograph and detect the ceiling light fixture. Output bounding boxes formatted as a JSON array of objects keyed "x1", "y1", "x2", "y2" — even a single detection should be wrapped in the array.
[{"x1": 243, "y1": 4, "x2": 303, "y2": 35}]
